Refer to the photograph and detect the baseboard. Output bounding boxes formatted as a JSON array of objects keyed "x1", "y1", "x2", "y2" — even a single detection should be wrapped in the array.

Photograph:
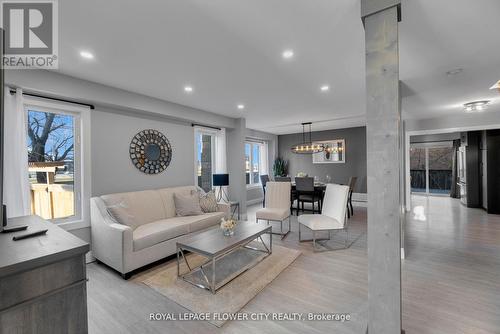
[{"x1": 352, "y1": 192, "x2": 367, "y2": 207}]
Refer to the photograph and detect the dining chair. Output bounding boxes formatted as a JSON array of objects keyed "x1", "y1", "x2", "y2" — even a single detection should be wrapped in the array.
[
  {"x1": 260, "y1": 175, "x2": 270, "y2": 207},
  {"x1": 274, "y1": 176, "x2": 297, "y2": 214},
  {"x1": 274, "y1": 176, "x2": 291, "y2": 182},
  {"x1": 256, "y1": 181, "x2": 292, "y2": 239},
  {"x1": 295, "y1": 177, "x2": 320, "y2": 215},
  {"x1": 298, "y1": 183, "x2": 350, "y2": 252},
  {"x1": 346, "y1": 177, "x2": 357, "y2": 218}
]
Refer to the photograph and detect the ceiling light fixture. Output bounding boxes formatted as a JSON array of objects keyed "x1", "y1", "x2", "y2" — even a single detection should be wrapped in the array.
[
  {"x1": 184, "y1": 85, "x2": 193, "y2": 93},
  {"x1": 463, "y1": 100, "x2": 490, "y2": 113},
  {"x1": 490, "y1": 80, "x2": 500, "y2": 90},
  {"x1": 282, "y1": 49, "x2": 294, "y2": 59},
  {"x1": 320, "y1": 85, "x2": 330, "y2": 92},
  {"x1": 79, "y1": 51, "x2": 94, "y2": 59},
  {"x1": 291, "y1": 122, "x2": 324, "y2": 154},
  {"x1": 237, "y1": 104, "x2": 245, "y2": 110}
]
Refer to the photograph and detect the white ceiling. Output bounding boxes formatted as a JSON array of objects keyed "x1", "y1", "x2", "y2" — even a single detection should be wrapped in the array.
[{"x1": 57, "y1": 0, "x2": 500, "y2": 134}]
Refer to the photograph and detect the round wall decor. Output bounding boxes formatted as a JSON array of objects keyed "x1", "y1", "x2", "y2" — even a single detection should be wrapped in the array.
[{"x1": 129, "y1": 129, "x2": 172, "y2": 174}]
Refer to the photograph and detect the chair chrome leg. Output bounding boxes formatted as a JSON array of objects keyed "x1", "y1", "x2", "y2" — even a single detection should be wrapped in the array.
[
  {"x1": 298, "y1": 222, "x2": 301, "y2": 241},
  {"x1": 312, "y1": 230, "x2": 316, "y2": 252},
  {"x1": 345, "y1": 226, "x2": 349, "y2": 248}
]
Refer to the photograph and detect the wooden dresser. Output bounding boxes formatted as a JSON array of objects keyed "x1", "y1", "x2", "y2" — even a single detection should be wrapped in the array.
[{"x1": 0, "y1": 215, "x2": 90, "y2": 334}]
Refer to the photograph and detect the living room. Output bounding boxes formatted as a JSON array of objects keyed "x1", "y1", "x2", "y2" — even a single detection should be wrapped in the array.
[{"x1": 1, "y1": 1, "x2": 500, "y2": 334}]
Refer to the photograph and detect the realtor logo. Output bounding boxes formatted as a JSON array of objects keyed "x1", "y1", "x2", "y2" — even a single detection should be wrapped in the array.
[{"x1": 1, "y1": 0, "x2": 58, "y2": 69}]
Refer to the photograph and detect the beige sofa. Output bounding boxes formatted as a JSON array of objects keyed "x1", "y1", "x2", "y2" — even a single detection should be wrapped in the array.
[{"x1": 90, "y1": 186, "x2": 228, "y2": 278}]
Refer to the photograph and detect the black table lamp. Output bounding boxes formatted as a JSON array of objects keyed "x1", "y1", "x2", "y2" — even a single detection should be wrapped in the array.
[{"x1": 213, "y1": 174, "x2": 229, "y2": 203}]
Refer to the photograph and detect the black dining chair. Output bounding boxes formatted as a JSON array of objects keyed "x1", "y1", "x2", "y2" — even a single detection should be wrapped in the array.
[
  {"x1": 347, "y1": 177, "x2": 358, "y2": 218},
  {"x1": 274, "y1": 176, "x2": 291, "y2": 182},
  {"x1": 260, "y1": 175, "x2": 270, "y2": 206},
  {"x1": 295, "y1": 177, "x2": 320, "y2": 215}
]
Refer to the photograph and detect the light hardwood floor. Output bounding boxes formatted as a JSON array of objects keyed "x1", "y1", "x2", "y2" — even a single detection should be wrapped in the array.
[
  {"x1": 402, "y1": 196, "x2": 500, "y2": 334},
  {"x1": 86, "y1": 197, "x2": 500, "y2": 333}
]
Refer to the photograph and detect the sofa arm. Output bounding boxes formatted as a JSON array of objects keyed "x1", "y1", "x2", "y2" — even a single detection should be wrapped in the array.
[
  {"x1": 217, "y1": 202, "x2": 231, "y2": 218},
  {"x1": 90, "y1": 197, "x2": 133, "y2": 274}
]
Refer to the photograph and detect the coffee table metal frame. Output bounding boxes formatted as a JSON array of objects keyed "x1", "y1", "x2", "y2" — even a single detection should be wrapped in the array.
[{"x1": 176, "y1": 225, "x2": 272, "y2": 294}]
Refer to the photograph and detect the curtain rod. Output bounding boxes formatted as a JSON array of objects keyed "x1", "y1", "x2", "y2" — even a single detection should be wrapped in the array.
[
  {"x1": 410, "y1": 139, "x2": 456, "y2": 144},
  {"x1": 9, "y1": 88, "x2": 95, "y2": 110},
  {"x1": 191, "y1": 123, "x2": 221, "y2": 131}
]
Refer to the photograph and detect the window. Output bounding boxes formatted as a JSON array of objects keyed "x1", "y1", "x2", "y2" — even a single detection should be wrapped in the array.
[
  {"x1": 26, "y1": 106, "x2": 81, "y2": 222},
  {"x1": 195, "y1": 130, "x2": 216, "y2": 192},
  {"x1": 410, "y1": 143, "x2": 454, "y2": 195},
  {"x1": 245, "y1": 141, "x2": 267, "y2": 186}
]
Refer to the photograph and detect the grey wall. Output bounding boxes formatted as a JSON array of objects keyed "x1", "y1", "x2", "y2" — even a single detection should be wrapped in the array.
[
  {"x1": 278, "y1": 126, "x2": 367, "y2": 193},
  {"x1": 91, "y1": 108, "x2": 195, "y2": 196},
  {"x1": 6, "y1": 70, "x2": 235, "y2": 129}
]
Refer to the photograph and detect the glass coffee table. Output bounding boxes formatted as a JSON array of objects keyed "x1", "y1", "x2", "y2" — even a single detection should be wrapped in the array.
[{"x1": 176, "y1": 223, "x2": 272, "y2": 294}]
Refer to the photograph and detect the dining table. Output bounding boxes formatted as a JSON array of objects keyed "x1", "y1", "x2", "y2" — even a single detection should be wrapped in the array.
[{"x1": 290, "y1": 182, "x2": 327, "y2": 214}]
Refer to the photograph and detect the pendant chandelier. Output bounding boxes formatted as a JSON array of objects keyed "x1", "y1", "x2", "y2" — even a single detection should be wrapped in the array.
[{"x1": 291, "y1": 122, "x2": 324, "y2": 154}]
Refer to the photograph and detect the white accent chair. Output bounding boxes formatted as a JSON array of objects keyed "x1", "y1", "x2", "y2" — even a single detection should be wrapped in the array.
[
  {"x1": 256, "y1": 181, "x2": 291, "y2": 239},
  {"x1": 298, "y1": 183, "x2": 350, "y2": 252}
]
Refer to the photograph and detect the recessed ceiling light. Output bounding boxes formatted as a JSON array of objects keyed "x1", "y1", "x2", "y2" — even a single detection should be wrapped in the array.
[
  {"x1": 237, "y1": 104, "x2": 245, "y2": 110},
  {"x1": 79, "y1": 51, "x2": 94, "y2": 59},
  {"x1": 320, "y1": 85, "x2": 330, "y2": 92},
  {"x1": 463, "y1": 100, "x2": 490, "y2": 113},
  {"x1": 446, "y1": 68, "x2": 463, "y2": 76},
  {"x1": 282, "y1": 49, "x2": 294, "y2": 59},
  {"x1": 184, "y1": 85, "x2": 193, "y2": 93}
]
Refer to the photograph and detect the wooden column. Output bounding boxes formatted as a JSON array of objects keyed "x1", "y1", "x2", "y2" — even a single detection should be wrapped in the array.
[{"x1": 361, "y1": 1, "x2": 402, "y2": 333}]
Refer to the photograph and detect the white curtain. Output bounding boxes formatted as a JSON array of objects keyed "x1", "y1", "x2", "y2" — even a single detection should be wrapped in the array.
[
  {"x1": 259, "y1": 141, "x2": 269, "y2": 176},
  {"x1": 215, "y1": 127, "x2": 227, "y2": 173},
  {"x1": 3, "y1": 88, "x2": 31, "y2": 218}
]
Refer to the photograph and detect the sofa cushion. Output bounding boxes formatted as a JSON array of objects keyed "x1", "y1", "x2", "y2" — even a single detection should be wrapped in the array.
[
  {"x1": 158, "y1": 186, "x2": 197, "y2": 218},
  {"x1": 199, "y1": 190, "x2": 218, "y2": 213},
  {"x1": 132, "y1": 213, "x2": 224, "y2": 251},
  {"x1": 189, "y1": 211, "x2": 225, "y2": 233},
  {"x1": 256, "y1": 207, "x2": 290, "y2": 221},
  {"x1": 101, "y1": 190, "x2": 166, "y2": 230},
  {"x1": 133, "y1": 217, "x2": 191, "y2": 251},
  {"x1": 174, "y1": 191, "x2": 203, "y2": 216}
]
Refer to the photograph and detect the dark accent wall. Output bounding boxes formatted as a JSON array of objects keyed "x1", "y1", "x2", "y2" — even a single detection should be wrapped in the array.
[
  {"x1": 278, "y1": 126, "x2": 367, "y2": 193},
  {"x1": 486, "y1": 129, "x2": 500, "y2": 214},
  {"x1": 465, "y1": 131, "x2": 481, "y2": 208}
]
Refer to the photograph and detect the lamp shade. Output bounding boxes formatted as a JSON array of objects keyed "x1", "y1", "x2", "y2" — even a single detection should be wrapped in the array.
[{"x1": 213, "y1": 174, "x2": 229, "y2": 186}]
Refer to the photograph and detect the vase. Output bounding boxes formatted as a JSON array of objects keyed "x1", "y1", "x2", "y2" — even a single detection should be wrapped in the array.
[{"x1": 223, "y1": 227, "x2": 234, "y2": 236}]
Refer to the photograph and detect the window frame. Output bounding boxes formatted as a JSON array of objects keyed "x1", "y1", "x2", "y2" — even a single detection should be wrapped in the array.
[
  {"x1": 245, "y1": 140, "x2": 267, "y2": 188},
  {"x1": 409, "y1": 141, "x2": 454, "y2": 196},
  {"x1": 194, "y1": 127, "x2": 217, "y2": 190},
  {"x1": 24, "y1": 98, "x2": 91, "y2": 231}
]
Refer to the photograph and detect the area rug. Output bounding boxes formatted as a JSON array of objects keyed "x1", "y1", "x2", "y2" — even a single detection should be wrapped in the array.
[{"x1": 138, "y1": 244, "x2": 301, "y2": 327}]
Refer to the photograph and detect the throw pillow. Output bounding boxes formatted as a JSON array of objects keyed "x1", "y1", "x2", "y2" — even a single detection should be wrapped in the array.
[
  {"x1": 174, "y1": 192, "x2": 203, "y2": 216},
  {"x1": 199, "y1": 190, "x2": 218, "y2": 213},
  {"x1": 106, "y1": 200, "x2": 141, "y2": 230}
]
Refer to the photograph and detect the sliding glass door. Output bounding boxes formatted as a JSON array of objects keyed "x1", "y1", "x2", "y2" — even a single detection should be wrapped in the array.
[{"x1": 410, "y1": 143, "x2": 454, "y2": 195}]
